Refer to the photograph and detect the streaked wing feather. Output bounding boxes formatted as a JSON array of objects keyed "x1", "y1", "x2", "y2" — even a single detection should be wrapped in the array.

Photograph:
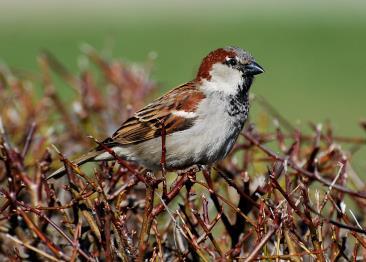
[{"x1": 104, "y1": 82, "x2": 205, "y2": 145}]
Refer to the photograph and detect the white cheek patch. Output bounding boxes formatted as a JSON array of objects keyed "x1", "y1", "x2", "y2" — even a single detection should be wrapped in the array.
[
  {"x1": 172, "y1": 110, "x2": 197, "y2": 119},
  {"x1": 201, "y1": 63, "x2": 243, "y2": 95}
]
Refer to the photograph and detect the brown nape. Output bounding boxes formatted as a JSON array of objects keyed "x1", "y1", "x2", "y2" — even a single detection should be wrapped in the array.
[{"x1": 195, "y1": 48, "x2": 236, "y2": 81}]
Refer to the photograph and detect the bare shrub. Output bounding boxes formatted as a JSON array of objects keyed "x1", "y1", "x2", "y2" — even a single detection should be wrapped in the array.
[{"x1": 0, "y1": 47, "x2": 365, "y2": 261}]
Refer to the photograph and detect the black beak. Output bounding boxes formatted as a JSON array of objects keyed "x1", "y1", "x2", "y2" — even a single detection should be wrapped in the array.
[{"x1": 245, "y1": 61, "x2": 264, "y2": 76}]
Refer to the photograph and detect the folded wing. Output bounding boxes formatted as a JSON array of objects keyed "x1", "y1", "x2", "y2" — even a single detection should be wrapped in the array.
[{"x1": 100, "y1": 82, "x2": 205, "y2": 147}]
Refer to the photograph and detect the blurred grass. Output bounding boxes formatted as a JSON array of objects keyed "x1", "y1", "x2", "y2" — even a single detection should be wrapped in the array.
[{"x1": 0, "y1": 1, "x2": 365, "y2": 170}]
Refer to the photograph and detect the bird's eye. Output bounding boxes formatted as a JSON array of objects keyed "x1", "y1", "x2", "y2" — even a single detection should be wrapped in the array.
[{"x1": 227, "y1": 58, "x2": 237, "y2": 66}]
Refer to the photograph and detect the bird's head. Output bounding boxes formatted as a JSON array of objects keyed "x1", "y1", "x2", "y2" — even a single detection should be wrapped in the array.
[{"x1": 196, "y1": 46, "x2": 264, "y2": 95}]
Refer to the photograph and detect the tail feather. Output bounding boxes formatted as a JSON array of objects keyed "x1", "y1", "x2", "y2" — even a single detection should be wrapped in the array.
[{"x1": 47, "y1": 151, "x2": 101, "y2": 180}]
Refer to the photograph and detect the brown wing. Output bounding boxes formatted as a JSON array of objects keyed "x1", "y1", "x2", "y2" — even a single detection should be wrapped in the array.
[{"x1": 103, "y1": 82, "x2": 205, "y2": 146}]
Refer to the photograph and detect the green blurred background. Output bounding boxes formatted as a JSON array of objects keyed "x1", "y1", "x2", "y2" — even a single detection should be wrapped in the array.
[{"x1": 1, "y1": 0, "x2": 365, "y2": 170}]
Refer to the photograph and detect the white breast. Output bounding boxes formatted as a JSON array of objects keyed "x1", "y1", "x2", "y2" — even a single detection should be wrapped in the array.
[{"x1": 161, "y1": 81, "x2": 245, "y2": 168}]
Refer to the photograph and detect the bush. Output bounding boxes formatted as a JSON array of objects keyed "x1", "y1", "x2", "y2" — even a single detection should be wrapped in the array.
[{"x1": 0, "y1": 47, "x2": 365, "y2": 261}]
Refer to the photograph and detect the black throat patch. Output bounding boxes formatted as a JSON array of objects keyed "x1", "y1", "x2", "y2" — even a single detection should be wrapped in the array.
[{"x1": 226, "y1": 80, "x2": 250, "y2": 118}]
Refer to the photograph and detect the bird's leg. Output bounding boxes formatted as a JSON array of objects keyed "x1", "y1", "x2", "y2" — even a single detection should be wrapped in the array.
[
  {"x1": 159, "y1": 120, "x2": 168, "y2": 199},
  {"x1": 177, "y1": 164, "x2": 204, "y2": 176}
]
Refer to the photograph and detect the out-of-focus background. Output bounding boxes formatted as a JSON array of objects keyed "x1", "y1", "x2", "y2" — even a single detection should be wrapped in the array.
[{"x1": 1, "y1": 0, "x2": 365, "y2": 167}]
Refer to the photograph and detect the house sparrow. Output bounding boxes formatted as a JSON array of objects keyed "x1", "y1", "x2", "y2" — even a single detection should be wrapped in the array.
[{"x1": 48, "y1": 46, "x2": 264, "y2": 179}]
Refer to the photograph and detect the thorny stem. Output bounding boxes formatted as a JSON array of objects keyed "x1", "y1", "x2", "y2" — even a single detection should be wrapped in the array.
[
  {"x1": 244, "y1": 132, "x2": 366, "y2": 199},
  {"x1": 243, "y1": 224, "x2": 279, "y2": 262},
  {"x1": 138, "y1": 172, "x2": 156, "y2": 259},
  {"x1": 21, "y1": 122, "x2": 36, "y2": 158},
  {"x1": 151, "y1": 174, "x2": 190, "y2": 217},
  {"x1": 192, "y1": 209, "x2": 224, "y2": 257},
  {"x1": 2, "y1": 234, "x2": 59, "y2": 262}
]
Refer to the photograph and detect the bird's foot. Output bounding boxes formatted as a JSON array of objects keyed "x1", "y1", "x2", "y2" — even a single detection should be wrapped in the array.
[
  {"x1": 145, "y1": 171, "x2": 162, "y2": 188},
  {"x1": 177, "y1": 164, "x2": 205, "y2": 176}
]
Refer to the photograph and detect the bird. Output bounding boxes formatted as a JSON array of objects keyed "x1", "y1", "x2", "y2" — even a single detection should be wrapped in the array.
[{"x1": 48, "y1": 46, "x2": 264, "y2": 180}]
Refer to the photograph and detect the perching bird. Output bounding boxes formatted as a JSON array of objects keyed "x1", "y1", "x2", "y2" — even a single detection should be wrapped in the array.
[{"x1": 48, "y1": 46, "x2": 264, "y2": 179}]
